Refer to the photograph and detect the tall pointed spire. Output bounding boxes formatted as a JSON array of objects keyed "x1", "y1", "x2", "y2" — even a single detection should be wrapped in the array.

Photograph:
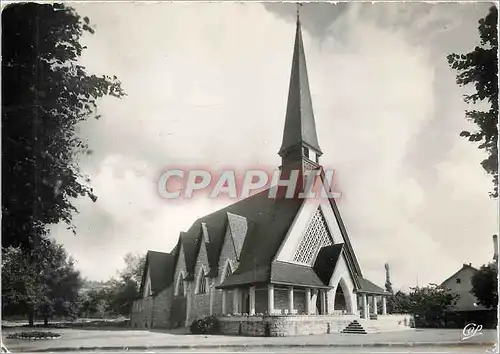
[{"x1": 279, "y1": 5, "x2": 322, "y2": 161}]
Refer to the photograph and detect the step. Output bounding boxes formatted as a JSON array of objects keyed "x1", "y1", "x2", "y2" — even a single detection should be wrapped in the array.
[
  {"x1": 342, "y1": 320, "x2": 368, "y2": 334},
  {"x1": 342, "y1": 329, "x2": 367, "y2": 334},
  {"x1": 345, "y1": 325, "x2": 364, "y2": 330}
]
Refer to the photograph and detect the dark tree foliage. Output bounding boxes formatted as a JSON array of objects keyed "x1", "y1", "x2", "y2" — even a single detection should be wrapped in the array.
[
  {"x1": 448, "y1": 6, "x2": 498, "y2": 198},
  {"x1": 77, "y1": 253, "x2": 146, "y2": 318},
  {"x1": 2, "y1": 239, "x2": 82, "y2": 326},
  {"x1": 387, "y1": 286, "x2": 458, "y2": 327},
  {"x1": 407, "y1": 284, "x2": 459, "y2": 328},
  {"x1": 390, "y1": 290, "x2": 411, "y2": 314},
  {"x1": 121, "y1": 252, "x2": 147, "y2": 293},
  {"x1": 109, "y1": 253, "x2": 147, "y2": 316},
  {"x1": 2, "y1": 3, "x2": 125, "y2": 251},
  {"x1": 471, "y1": 262, "x2": 498, "y2": 310}
]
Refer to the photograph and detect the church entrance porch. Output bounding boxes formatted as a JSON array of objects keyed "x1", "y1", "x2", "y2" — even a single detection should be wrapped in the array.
[
  {"x1": 220, "y1": 283, "x2": 359, "y2": 317},
  {"x1": 357, "y1": 292, "x2": 388, "y2": 319}
]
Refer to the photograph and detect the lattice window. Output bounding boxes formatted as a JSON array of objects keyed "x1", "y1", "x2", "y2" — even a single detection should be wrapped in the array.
[
  {"x1": 292, "y1": 207, "x2": 333, "y2": 265},
  {"x1": 197, "y1": 271, "x2": 207, "y2": 294}
]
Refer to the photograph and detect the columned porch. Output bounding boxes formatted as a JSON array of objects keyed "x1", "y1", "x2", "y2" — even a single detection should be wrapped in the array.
[
  {"x1": 357, "y1": 292, "x2": 389, "y2": 319},
  {"x1": 220, "y1": 283, "x2": 359, "y2": 316}
]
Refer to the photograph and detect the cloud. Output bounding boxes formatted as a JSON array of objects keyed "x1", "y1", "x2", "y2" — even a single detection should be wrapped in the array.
[{"x1": 51, "y1": 3, "x2": 497, "y2": 287}]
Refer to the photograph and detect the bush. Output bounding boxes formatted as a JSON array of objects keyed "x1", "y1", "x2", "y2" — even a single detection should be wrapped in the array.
[
  {"x1": 7, "y1": 331, "x2": 61, "y2": 340},
  {"x1": 190, "y1": 315, "x2": 220, "y2": 335},
  {"x1": 190, "y1": 319, "x2": 204, "y2": 334}
]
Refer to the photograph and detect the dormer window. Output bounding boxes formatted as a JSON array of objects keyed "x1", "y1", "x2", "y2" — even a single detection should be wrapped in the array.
[
  {"x1": 303, "y1": 146, "x2": 309, "y2": 159},
  {"x1": 456, "y1": 278, "x2": 461, "y2": 284}
]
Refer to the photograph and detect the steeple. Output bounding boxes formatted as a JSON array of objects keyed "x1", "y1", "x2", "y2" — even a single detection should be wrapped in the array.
[{"x1": 279, "y1": 6, "x2": 322, "y2": 171}]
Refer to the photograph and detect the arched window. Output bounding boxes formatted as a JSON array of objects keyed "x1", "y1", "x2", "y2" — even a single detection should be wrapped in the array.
[
  {"x1": 175, "y1": 272, "x2": 185, "y2": 297},
  {"x1": 197, "y1": 270, "x2": 207, "y2": 295}
]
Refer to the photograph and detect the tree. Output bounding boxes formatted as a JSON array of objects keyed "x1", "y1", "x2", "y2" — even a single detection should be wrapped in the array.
[
  {"x1": 78, "y1": 288, "x2": 113, "y2": 319},
  {"x1": 2, "y1": 238, "x2": 82, "y2": 325},
  {"x1": 448, "y1": 6, "x2": 498, "y2": 198},
  {"x1": 406, "y1": 284, "x2": 459, "y2": 328},
  {"x1": 388, "y1": 290, "x2": 409, "y2": 314},
  {"x1": 106, "y1": 253, "x2": 146, "y2": 316},
  {"x1": 471, "y1": 262, "x2": 498, "y2": 309},
  {"x1": 108, "y1": 277, "x2": 141, "y2": 316},
  {"x1": 2, "y1": 3, "x2": 125, "y2": 251},
  {"x1": 121, "y1": 252, "x2": 146, "y2": 292}
]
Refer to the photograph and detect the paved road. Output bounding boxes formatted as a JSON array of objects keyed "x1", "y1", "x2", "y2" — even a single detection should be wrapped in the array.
[
  {"x1": 74, "y1": 346, "x2": 494, "y2": 354},
  {"x1": 3, "y1": 328, "x2": 496, "y2": 353}
]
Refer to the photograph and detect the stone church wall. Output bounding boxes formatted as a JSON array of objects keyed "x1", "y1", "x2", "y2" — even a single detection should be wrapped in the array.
[
  {"x1": 151, "y1": 286, "x2": 174, "y2": 328},
  {"x1": 130, "y1": 296, "x2": 154, "y2": 329},
  {"x1": 130, "y1": 286, "x2": 174, "y2": 329},
  {"x1": 170, "y1": 295, "x2": 187, "y2": 328},
  {"x1": 189, "y1": 291, "x2": 211, "y2": 320}
]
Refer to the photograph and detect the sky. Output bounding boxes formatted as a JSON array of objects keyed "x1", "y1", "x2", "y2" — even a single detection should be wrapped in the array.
[{"x1": 51, "y1": 1, "x2": 498, "y2": 291}]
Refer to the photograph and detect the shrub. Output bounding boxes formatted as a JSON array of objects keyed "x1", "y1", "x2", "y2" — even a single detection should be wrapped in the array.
[
  {"x1": 7, "y1": 331, "x2": 61, "y2": 340},
  {"x1": 190, "y1": 315, "x2": 220, "y2": 335},
  {"x1": 190, "y1": 319, "x2": 204, "y2": 334},
  {"x1": 203, "y1": 315, "x2": 220, "y2": 334}
]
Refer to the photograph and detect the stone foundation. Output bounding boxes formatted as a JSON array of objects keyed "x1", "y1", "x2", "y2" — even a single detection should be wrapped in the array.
[
  {"x1": 219, "y1": 315, "x2": 359, "y2": 336},
  {"x1": 218, "y1": 314, "x2": 414, "y2": 336}
]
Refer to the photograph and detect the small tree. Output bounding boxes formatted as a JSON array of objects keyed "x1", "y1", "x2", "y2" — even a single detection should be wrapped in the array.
[
  {"x1": 2, "y1": 239, "x2": 82, "y2": 325},
  {"x1": 407, "y1": 284, "x2": 459, "y2": 328},
  {"x1": 104, "y1": 253, "x2": 146, "y2": 317},
  {"x1": 471, "y1": 262, "x2": 498, "y2": 309},
  {"x1": 389, "y1": 290, "x2": 411, "y2": 314},
  {"x1": 121, "y1": 252, "x2": 146, "y2": 292},
  {"x1": 108, "y1": 277, "x2": 141, "y2": 316}
]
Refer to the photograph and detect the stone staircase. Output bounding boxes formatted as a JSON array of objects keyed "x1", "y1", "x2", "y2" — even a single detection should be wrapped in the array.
[{"x1": 341, "y1": 320, "x2": 367, "y2": 334}]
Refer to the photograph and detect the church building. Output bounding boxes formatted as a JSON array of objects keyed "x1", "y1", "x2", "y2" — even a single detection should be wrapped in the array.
[{"x1": 130, "y1": 14, "x2": 412, "y2": 336}]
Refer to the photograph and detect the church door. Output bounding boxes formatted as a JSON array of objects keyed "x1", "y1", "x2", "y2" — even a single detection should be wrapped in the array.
[{"x1": 334, "y1": 286, "x2": 347, "y2": 312}]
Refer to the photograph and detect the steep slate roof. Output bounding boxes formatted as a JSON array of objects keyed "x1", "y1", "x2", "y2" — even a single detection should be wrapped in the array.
[
  {"x1": 355, "y1": 275, "x2": 387, "y2": 295},
  {"x1": 176, "y1": 187, "x2": 300, "y2": 282},
  {"x1": 180, "y1": 224, "x2": 203, "y2": 280},
  {"x1": 227, "y1": 212, "x2": 250, "y2": 261},
  {"x1": 140, "y1": 250, "x2": 176, "y2": 296},
  {"x1": 320, "y1": 170, "x2": 363, "y2": 278},
  {"x1": 279, "y1": 17, "x2": 322, "y2": 156},
  {"x1": 271, "y1": 261, "x2": 329, "y2": 288}
]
